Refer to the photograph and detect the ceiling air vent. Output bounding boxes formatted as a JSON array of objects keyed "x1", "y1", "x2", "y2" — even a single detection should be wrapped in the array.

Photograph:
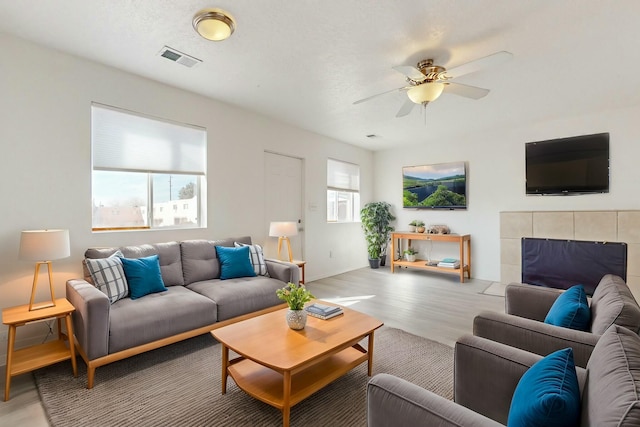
[{"x1": 158, "y1": 46, "x2": 202, "y2": 68}]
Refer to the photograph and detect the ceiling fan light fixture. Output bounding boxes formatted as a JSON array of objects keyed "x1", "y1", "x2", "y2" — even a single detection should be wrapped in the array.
[
  {"x1": 407, "y1": 82, "x2": 445, "y2": 104},
  {"x1": 193, "y1": 9, "x2": 235, "y2": 41}
]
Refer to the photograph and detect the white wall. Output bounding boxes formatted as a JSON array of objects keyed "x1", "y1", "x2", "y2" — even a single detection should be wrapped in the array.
[
  {"x1": 374, "y1": 106, "x2": 640, "y2": 281},
  {"x1": 0, "y1": 34, "x2": 372, "y2": 349}
]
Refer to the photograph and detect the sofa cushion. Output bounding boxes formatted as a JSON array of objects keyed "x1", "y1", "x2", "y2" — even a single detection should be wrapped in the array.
[
  {"x1": 85, "y1": 250, "x2": 128, "y2": 304},
  {"x1": 216, "y1": 246, "x2": 256, "y2": 279},
  {"x1": 85, "y1": 241, "x2": 184, "y2": 287},
  {"x1": 544, "y1": 285, "x2": 591, "y2": 331},
  {"x1": 187, "y1": 276, "x2": 283, "y2": 321},
  {"x1": 235, "y1": 242, "x2": 270, "y2": 277},
  {"x1": 590, "y1": 274, "x2": 640, "y2": 335},
  {"x1": 508, "y1": 347, "x2": 580, "y2": 427},
  {"x1": 582, "y1": 325, "x2": 640, "y2": 425},
  {"x1": 121, "y1": 255, "x2": 168, "y2": 299},
  {"x1": 108, "y1": 286, "x2": 217, "y2": 354},
  {"x1": 181, "y1": 237, "x2": 252, "y2": 285}
]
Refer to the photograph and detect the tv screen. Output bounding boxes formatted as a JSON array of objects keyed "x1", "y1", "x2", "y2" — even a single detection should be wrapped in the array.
[
  {"x1": 525, "y1": 133, "x2": 609, "y2": 195},
  {"x1": 403, "y1": 161, "x2": 467, "y2": 209}
]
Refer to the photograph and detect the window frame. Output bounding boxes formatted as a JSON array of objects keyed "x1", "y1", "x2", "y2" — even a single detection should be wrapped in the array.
[{"x1": 327, "y1": 158, "x2": 361, "y2": 223}]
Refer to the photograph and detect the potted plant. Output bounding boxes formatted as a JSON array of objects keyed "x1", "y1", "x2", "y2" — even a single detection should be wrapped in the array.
[
  {"x1": 276, "y1": 282, "x2": 315, "y2": 330},
  {"x1": 408, "y1": 220, "x2": 418, "y2": 232},
  {"x1": 403, "y1": 247, "x2": 418, "y2": 262},
  {"x1": 415, "y1": 220, "x2": 426, "y2": 233},
  {"x1": 360, "y1": 202, "x2": 396, "y2": 269}
]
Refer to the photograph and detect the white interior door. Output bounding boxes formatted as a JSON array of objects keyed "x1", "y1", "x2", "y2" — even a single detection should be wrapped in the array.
[{"x1": 264, "y1": 152, "x2": 303, "y2": 261}]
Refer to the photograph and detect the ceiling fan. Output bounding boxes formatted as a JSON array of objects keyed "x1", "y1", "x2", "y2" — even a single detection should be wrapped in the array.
[{"x1": 353, "y1": 51, "x2": 513, "y2": 117}]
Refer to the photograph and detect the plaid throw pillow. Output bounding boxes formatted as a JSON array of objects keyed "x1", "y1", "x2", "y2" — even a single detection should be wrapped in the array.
[
  {"x1": 85, "y1": 250, "x2": 129, "y2": 303},
  {"x1": 234, "y1": 242, "x2": 270, "y2": 277}
]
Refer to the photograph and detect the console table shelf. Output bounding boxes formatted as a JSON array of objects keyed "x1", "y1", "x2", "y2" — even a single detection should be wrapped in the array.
[{"x1": 390, "y1": 232, "x2": 471, "y2": 283}]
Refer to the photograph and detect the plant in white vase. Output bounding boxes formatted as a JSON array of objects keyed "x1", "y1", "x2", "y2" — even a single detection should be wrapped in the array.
[
  {"x1": 403, "y1": 247, "x2": 418, "y2": 262},
  {"x1": 276, "y1": 282, "x2": 315, "y2": 330}
]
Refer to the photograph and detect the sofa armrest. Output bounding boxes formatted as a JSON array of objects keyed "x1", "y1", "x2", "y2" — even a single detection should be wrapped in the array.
[
  {"x1": 473, "y1": 311, "x2": 599, "y2": 368},
  {"x1": 66, "y1": 279, "x2": 110, "y2": 360},
  {"x1": 505, "y1": 283, "x2": 561, "y2": 321},
  {"x1": 367, "y1": 373, "x2": 503, "y2": 427},
  {"x1": 454, "y1": 334, "x2": 546, "y2": 424},
  {"x1": 265, "y1": 259, "x2": 300, "y2": 284}
]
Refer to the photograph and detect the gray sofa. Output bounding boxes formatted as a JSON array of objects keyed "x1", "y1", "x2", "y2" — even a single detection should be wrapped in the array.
[
  {"x1": 66, "y1": 236, "x2": 299, "y2": 388},
  {"x1": 367, "y1": 324, "x2": 640, "y2": 426},
  {"x1": 473, "y1": 274, "x2": 640, "y2": 367}
]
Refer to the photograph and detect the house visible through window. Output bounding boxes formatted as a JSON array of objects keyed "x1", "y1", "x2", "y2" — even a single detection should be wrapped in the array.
[
  {"x1": 91, "y1": 103, "x2": 207, "y2": 231},
  {"x1": 327, "y1": 158, "x2": 360, "y2": 222}
]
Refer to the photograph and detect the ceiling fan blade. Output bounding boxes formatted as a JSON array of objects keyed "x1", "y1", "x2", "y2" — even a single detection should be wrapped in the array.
[
  {"x1": 445, "y1": 51, "x2": 513, "y2": 79},
  {"x1": 353, "y1": 86, "x2": 410, "y2": 105},
  {"x1": 396, "y1": 98, "x2": 417, "y2": 117},
  {"x1": 392, "y1": 65, "x2": 426, "y2": 81},
  {"x1": 443, "y1": 82, "x2": 490, "y2": 99}
]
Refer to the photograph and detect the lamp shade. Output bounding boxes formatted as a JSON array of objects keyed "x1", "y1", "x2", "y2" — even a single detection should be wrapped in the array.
[
  {"x1": 19, "y1": 229, "x2": 70, "y2": 261},
  {"x1": 269, "y1": 221, "x2": 298, "y2": 237},
  {"x1": 407, "y1": 82, "x2": 445, "y2": 104},
  {"x1": 193, "y1": 9, "x2": 236, "y2": 41}
]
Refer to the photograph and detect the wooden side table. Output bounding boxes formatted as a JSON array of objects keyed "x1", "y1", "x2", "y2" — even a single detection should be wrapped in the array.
[
  {"x1": 292, "y1": 260, "x2": 306, "y2": 284},
  {"x1": 2, "y1": 298, "x2": 77, "y2": 401}
]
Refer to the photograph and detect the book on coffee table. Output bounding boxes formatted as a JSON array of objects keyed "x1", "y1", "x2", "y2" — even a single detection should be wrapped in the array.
[
  {"x1": 305, "y1": 303, "x2": 342, "y2": 315},
  {"x1": 306, "y1": 309, "x2": 344, "y2": 320}
]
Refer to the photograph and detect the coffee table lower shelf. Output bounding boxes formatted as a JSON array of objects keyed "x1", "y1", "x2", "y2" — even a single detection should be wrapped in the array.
[{"x1": 228, "y1": 345, "x2": 368, "y2": 409}]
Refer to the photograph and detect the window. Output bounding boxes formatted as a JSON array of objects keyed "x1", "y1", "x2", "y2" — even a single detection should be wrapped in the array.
[
  {"x1": 327, "y1": 158, "x2": 360, "y2": 222},
  {"x1": 91, "y1": 104, "x2": 206, "y2": 231}
]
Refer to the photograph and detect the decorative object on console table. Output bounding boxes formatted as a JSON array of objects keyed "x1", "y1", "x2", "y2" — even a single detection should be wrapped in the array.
[
  {"x1": 269, "y1": 221, "x2": 298, "y2": 262},
  {"x1": 415, "y1": 220, "x2": 426, "y2": 233},
  {"x1": 276, "y1": 282, "x2": 314, "y2": 329},
  {"x1": 19, "y1": 229, "x2": 70, "y2": 311},
  {"x1": 360, "y1": 201, "x2": 396, "y2": 269},
  {"x1": 437, "y1": 258, "x2": 460, "y2": 269},
  {"x1": 403, "y1": 247, "x2": 418, "y2": 262}
]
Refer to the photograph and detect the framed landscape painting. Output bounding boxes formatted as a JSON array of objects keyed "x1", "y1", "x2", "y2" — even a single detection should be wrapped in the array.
[{"x1": 402, "y1": 161, "x2": 467, "y2": 209}]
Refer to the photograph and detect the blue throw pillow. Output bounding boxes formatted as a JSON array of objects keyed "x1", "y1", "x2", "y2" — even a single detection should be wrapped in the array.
[
  {"x1": 508, "y1": 348, "x2": 580, "y2": 427},
  {"x1": 120, "y1": 255, "x2": 168, "y2": 300},
  {"x1": 544, "y1": 284, "x2": 591, "y2": 331},
  {"x1": 216, "y1": 245, "x2": 257, "y2": 280}
]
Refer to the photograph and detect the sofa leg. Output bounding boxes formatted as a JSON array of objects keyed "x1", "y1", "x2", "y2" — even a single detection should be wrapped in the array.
[{"x1": 87, "y1": 366, "x2": 96, "y2": 389}]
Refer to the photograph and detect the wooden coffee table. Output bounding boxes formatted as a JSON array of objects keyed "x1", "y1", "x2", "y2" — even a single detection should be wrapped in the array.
[{"x1": 211, "y1": 303, "x2": 383, "y2": 427}]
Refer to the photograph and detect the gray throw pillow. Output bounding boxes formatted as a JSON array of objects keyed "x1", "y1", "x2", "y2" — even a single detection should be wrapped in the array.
[{"x1": 85, "y1": 250, "x2": 129, "y2": 303}]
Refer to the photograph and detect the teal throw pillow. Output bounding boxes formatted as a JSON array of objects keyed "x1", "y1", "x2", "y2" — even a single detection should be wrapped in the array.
[
  {"x1": 216, "y1": 245, "x2": 256, "y2": 280},
  {"x1": 508, "y1": 348, "x2": 580, "y2": 427},
  {"x1": 544, "y1": 284, "x2": 591, "y2": 331},
  {"x1": 120, "y1": 254, "x2": 168, "y2": 300}
]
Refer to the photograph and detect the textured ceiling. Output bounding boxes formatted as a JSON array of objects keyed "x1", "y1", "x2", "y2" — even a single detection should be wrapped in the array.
[{"x1": 1, "y1": 1, "x2": 639, "y2": 151}]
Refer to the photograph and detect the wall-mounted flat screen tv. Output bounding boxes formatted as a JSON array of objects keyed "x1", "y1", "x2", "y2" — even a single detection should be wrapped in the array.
[
  {"x1": 402, "y1": 161, "x2": 467, "y2": 209},
  {"x1": 525, "y1": 132, "x2": 609, "y2": 195}
]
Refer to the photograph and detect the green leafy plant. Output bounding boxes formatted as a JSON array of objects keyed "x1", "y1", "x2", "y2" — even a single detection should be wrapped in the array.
[
  {"x1": 360, "y1": 201, "x2": 396, "y2": 260},
  {"x1": 409, "y1": 220, "x2": 418, "y2": 226},
  {"x1": 403, "y1": 247, "x2": 418, "y2": 255},
  {"x1": 414, "y1": 220, "x2": 425, "y2": 227},
  {"x1": 276, "y1": 282, "x2": 315, "y2": 310}
]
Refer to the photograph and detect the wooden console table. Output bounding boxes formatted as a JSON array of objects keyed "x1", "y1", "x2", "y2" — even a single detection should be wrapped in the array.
[{"x1": 390, "y1": 232, "x2": 471, "y2": 282}]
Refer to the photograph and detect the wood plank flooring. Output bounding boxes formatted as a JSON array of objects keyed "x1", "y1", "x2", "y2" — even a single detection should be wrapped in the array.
[{"x1": 0, "y1": 266, "x2": 505, "y2": 425}]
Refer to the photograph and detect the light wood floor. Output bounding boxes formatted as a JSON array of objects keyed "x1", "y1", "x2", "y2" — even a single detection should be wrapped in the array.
[{"x1": 0, "y1": 266, "x2": 505, "y2": 425}]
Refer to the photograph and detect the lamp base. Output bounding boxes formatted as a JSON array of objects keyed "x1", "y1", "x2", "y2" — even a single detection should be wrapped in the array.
[
  {"x1": 28, "y1": 261, "x2": 57, "y2": 312},
  {"x1": 277, "y1": 237, "x2": 294, "y2": 263}
]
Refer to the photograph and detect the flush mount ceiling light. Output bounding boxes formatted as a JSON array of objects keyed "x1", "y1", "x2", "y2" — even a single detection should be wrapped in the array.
[{"x1": 193, "y1": 8, "x2": 235, "y2": 41}]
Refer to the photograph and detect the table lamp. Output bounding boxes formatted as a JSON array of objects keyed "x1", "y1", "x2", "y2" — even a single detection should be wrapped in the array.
[
  {"x1": 269, "y1": 221, "x2": 298, "y2": 262},
  {"x1": 19, "y1": 229, "x2": 70, "y2": 311}
]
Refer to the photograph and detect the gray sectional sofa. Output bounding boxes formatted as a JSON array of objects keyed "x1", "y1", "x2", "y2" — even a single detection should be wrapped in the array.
[{"x1": 66, "y1": 236, "x2": 299, "y2": 388}]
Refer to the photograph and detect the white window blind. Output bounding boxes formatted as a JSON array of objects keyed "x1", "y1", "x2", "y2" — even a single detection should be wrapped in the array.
[
  {"x1": 327, "y1": 158, "x2": 359, "y2": 191},
  {"x1": 91, "y1": 103, "x2": 206, "y2": 175}
]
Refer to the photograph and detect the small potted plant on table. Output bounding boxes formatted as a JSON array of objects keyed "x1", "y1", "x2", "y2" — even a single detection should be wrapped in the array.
[
  {"x1": 403, "y1": 247, "x2": 418, "y2": 262},
  {"x1": 408, "y1": 220, "x2": 418, "y2": 232},
  {"x1": 415, "y1": 220, "x2": 426, "y2": 233},
  {"x1": 276, "y1": 282, "x2": 315, "y2": 330}
]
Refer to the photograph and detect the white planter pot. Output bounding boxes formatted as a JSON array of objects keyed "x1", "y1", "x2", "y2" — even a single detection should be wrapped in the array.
[{"x1": 405, "y1": 254, "x2": 417, "y2": 262}]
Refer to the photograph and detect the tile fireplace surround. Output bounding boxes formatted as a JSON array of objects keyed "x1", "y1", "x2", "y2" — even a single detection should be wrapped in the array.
[{"x1": 500, "y1": 210, "x2": 640, "y2": 301}]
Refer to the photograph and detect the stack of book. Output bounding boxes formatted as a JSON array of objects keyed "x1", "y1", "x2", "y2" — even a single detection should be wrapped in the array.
[
  {"x1": 305, "y1": 303, "x2": 344, "y2": 320},
  {"x1": 437, "y1": 258, "x2": 460, "y2": 269}
]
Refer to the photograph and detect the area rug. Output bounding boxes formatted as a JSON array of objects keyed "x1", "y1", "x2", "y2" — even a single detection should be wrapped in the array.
[
  {"x1": 34, "y1": 327, "x2": 453, "y2": 427},
  {"x1": 481, "y1": 281, "x2": 507, "y2": 297}
]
